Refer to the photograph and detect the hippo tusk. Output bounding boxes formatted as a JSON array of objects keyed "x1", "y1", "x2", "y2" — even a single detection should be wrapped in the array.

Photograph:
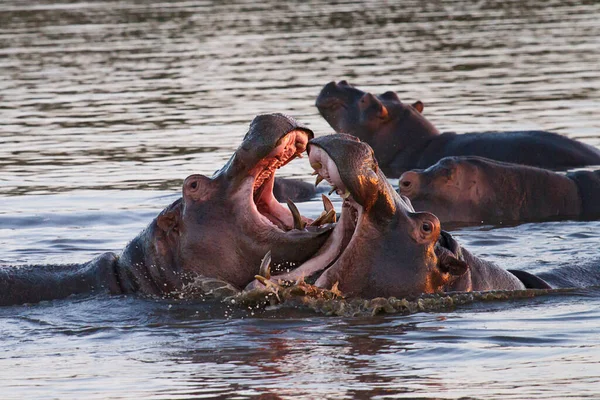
[
  {"x1": 328, "y1": 186, "x2": 338, "y2": 195},
  {"x1": 322, "y1": 194, "x2": 334, "y2": 213},
  {"x1": 309, "y1": 209, "x2": 336, "y2": 227},
  {"x1": 310, "y1": 161, "x2": 322, "y2": 170},
  {"x1": 258, "y1": 250, "x2": 272, "y2": 279},
  {"x1": 286, "y1": 199, "x2": 307, "y2": 230},
  {"x1": 341, "y1": 189, "x2": 351, "y2": 200},
  {"x1": 315, "y1": 174, "x2": 325, "y2": 187}
]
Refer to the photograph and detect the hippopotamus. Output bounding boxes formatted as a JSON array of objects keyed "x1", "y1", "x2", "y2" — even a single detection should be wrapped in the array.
[
  {"x1": 399, "y1": 156, "x2": 600, "y2": 226},
  {"x1": 0, "y1": 114, "x2": 335, "y2": 306},
  {"x1": 248, "y1": 134, "x2": 550, "y2": 299},
  {"x1": 316, "y1": 81, "x2": 600, "y2": 177},
  {"x1": 273, "y1": 177, "x2": 318, "y2": 202}
]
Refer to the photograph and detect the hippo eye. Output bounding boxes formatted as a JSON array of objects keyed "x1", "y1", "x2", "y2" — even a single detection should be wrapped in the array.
[{"x1": 422, "y1": 221, "x2": 433, "y2": 233}]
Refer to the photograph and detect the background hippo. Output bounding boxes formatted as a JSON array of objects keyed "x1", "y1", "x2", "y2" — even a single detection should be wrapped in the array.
[
  {"x1": 316, "y1": 81, "x2": 600, "y2": 177},
  {"x1": 252, "y1": 134, "x2": 550, "y2": 299},
  {"x1": 0, "y1": 114, "x2": 333, "y2": 306},
  {"x1": 399, "y1": 156, "x2": 600, "y2": 226}
]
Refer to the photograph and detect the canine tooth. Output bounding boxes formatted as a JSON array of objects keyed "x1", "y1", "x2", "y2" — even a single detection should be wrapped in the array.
[
  {"x1": 341, "y1": 189, "x2": 351, "y2": 200},
  {"x1": 258, "y1": 251, "x2": 272, "y2": 279},
  {"x1": 309, "y1": 210, "x2": 327, "y2": 227},
  {"x1": 287, "y1": 199, "x2": 307, "y2": 230},
  {"x1": 310, "y1": 209, "x2": 336, "y2": 226},
  {"x1": 324, "y1": 208, "x2": 336, "y2": 224},
  {"x1": 328, "y1": 186, "x2": 338, "y2": 195},
  {"x1": 310, "y1": 161, "x2": 322, "y2": 170},
  {"x1": 315, "y1": 174, "x2": 324, "y2": 187},
  {"x1": 321, "y1": 194, "x2": 334, "y2": 213}
]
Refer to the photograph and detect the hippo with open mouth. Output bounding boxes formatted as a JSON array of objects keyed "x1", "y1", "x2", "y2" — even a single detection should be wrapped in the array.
[
  {"x1": 0, "y1": 114, "x2": 334, "y2": 306},
  {"x1": 399, "y1": 156, "x2": 600, "y2": 226},
  {"x1": 248, "y1": 134, "x2": 550, "y2": 299},
  {"x1": 316, "y1": 81, "x2": 600, "y2": 177}
]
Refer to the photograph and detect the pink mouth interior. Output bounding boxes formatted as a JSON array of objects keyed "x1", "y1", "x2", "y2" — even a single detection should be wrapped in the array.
[{"x1": 249, "y1": 130, "x2": 311, "y2": 230}]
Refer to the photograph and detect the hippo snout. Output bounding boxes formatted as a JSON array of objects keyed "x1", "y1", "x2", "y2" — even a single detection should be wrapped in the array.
[{"x1": 399, "y1": 171, "x2": 420, "y2": 197}]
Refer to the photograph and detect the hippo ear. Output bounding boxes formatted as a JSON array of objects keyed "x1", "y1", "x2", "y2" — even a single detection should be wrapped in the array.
[
  {"x1": 412, "y1": 101, "x2": 424, "y2": 113},
  {"x1": 157, "y1": 209, "x2": 180, "y2": 236}
]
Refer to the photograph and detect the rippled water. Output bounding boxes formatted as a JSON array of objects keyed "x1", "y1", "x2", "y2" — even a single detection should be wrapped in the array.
[{"x1": 1, "y1": 0, "x2": 599, "y2": 398}]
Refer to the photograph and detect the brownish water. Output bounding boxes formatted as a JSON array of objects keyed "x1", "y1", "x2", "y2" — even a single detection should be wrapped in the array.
[{"x1": 1, "y1": 1, "x2": 599, "y2": 398}]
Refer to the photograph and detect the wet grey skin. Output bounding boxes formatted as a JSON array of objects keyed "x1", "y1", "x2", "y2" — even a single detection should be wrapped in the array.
[
  {"x1": 399, "y1": 156, "x2": 600, "y2": 226},
  {"x1": 0, "y1": 114, "x2": 334, "y2": 306},
  {"x1": 249, "y1": 134, "x2": 550, "y2": 299},
  {"x1": 316, "y1": 81, "x2": 600, "y2": 177}
]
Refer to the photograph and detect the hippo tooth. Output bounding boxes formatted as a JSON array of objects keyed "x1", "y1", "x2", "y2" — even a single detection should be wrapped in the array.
[
  {"x1": 315, "y1": 174, "x2": 324, "y2": 187},
  {"x1": 322, "y1": 209, "x2": 336, "y2": 224},
  {"x1": 309, "y1": 209, "x2": 336, "y2": 226},
  {"x1": 341, "y1": 189, "x2": 351, "y2": 200},
  {"x1": 311, "y1": 171, "x2": 319, "y2": 176},
  {"x1": 310, "y1": 161, "x2": 322, "y2": 170},
  {"x1": 286, "y1": 199, "x2": 307, "y2": 230},
  {"x1": 308, "y1": 211, "x2": 327, "y2": 227},
  {"x1": 259, "y1": 251, "x2": 272, "y2": 279},
  {"x1": 321, "y1": 194, "x2": 334, "y2": 213},
  {"x1": 253, "y1": 275, "x2": 283, "y2": 300},
  {"x1": 328, "y1": 186, "x2": 338, "y2": 196}
]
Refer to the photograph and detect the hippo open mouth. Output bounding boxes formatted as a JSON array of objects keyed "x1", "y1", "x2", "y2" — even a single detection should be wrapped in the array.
[{"x1": 249, "y1": 129, "x2": 313, "y2": 230}]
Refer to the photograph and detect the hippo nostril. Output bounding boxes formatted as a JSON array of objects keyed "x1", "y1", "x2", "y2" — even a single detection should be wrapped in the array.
[
  {"x1": 339, "y1": 80, "x2": 348, "y2": 86},
  {"x1": 401, "y1": 180, "x2": 411, "y2": 188},
  {"x1": 191, "y1": 181, "x2": 198, "y2": 190}
]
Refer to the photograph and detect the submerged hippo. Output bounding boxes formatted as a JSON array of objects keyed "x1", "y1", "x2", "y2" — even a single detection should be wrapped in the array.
[
  {"x1": 0, "y1": 114, "x2": 334, "y2": 306},
  {"x1": 248, "y1": 134, "x2": 550, "y2": 299},
  {"x1": 399, "y1": 156, "x2": 600, "y2": 226},
  {"x1": 273, "y1": 177, "x2": 318, "y2": 203},
  {"x1": 316, "y1": 81, "x2": 600, "y2": 177}
]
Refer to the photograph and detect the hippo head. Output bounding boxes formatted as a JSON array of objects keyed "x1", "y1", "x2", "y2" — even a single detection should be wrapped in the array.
[
  {"x1": 294, "y1": 134, "x2": 468, "y2": 299},
  {"x1": 149, "y1": 114, "x2": 334, "y2": 289},
  {"x1": 399, "y1": 156, "x2": 493, "y2": 225},
  {"x1": 315, "y1": 81, "x2": 439, "y2": 166}
]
